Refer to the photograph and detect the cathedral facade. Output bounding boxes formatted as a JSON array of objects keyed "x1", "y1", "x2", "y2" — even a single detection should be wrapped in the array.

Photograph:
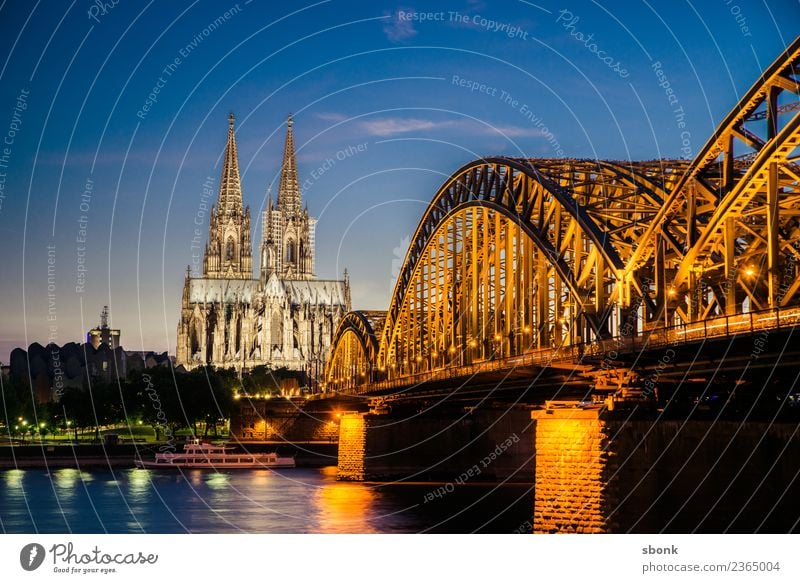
[{"x1": 176, "y1": 114, "x2": 350, "y2": 377}]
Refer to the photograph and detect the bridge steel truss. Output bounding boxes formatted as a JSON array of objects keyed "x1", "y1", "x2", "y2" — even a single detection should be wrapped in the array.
[{"x1": 324, "y1": 37, "x2": 800, "y2": 394}]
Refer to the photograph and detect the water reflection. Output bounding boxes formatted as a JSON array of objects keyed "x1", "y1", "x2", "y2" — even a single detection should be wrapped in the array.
[
  {"x1": 315, "y1": 480, "x2": 378, "y2": 533},
  {"x1": 0, "y1": 467, "x2": 530, "y2": 533},
  {"x1": 3, "y1": 469, "x2": 24, "y2": 489},
  {"x1": 126, "y1": 466, "x2": 153, "y2": 507}
]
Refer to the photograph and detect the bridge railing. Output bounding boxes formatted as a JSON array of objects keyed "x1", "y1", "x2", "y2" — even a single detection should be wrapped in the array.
[
  {"x1": 334, "y1": 305, "x2": 800, "y2": 396},
  {"x1": 647, "y1": 305, "x2": 800, "y2": 348}
]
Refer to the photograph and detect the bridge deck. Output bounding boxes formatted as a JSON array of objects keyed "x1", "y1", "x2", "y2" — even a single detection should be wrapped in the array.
[{"x1": 337, "y1": 305, "x2": 800, "y2": 397}]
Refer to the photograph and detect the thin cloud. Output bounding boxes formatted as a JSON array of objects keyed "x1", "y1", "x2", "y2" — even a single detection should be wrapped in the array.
[
  {"x1": 316, "y1": 112, "x2": 553, "y2": 140},
  {"x1": 487, "y1": 124, "x2": 548, "y2": 138},
  {"x1": 360, "y1": 117, "x2": 444, "y2": 136},
  {"x1": 316, "y1": 112, "x2": 348, "y2": 122},
  {"x1": 382, "y1": 10, "x2": 417, "y2": 42}
]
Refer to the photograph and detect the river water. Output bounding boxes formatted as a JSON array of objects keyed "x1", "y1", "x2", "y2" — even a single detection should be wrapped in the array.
[{"x1": 0, "y1": 467, "x2": 533, "y2": 534}]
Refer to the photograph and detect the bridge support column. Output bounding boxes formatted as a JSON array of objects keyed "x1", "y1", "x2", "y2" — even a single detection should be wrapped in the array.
[
  {"x1": 337, "y1": 408, "x2": 535, "y2": 482},
  {"x1": 532, "y1": 407, "x2": 613, "y2": 533},
  {"x1": 337, "y1": 413, "x2": 368, "y2": 480},
  {"x1": 532, "y1": 406, "x2": 800, "y2": 533}
]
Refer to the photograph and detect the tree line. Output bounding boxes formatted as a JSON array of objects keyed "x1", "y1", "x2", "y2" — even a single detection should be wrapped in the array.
[{"x1": 1, "y1": 365, "x2": 288, "y2": 442}]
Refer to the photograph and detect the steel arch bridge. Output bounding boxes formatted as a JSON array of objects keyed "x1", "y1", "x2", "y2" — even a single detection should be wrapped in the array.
[{"x1": 325, "y1": 37, "x2": 800, "y2": 397}]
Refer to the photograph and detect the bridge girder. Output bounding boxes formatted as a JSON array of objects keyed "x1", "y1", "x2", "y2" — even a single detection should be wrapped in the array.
[
  {"x1": 627, "y1": 36, "x2": 800, "y2": 323},
  {"x1": 325, "y1": 37, "x2": 800, "y2": 395},
  {"x1": 369, "y1": 157, "x2": 679, "y2": 380},
  {"x1": 325, "y1": 311, "x2": 384, "y2": 391}
]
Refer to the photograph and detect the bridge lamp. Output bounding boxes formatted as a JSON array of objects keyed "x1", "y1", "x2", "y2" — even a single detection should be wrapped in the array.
[
  {"x1": 523, "y1": 326, "x2": 531, "y2": 333},
  {"x1": 431, "y1": 351, "x2": 438, "y2": 358},
  {"x1": 668, "y1": 288, "x2": 677, "y2": 297},
  {"x1": 415, "y1": 355, "x2": 422, "y2": 362},
  {"x1": 468, "y1": 339, "x2": 477, "y2": 348},
  {"x1": 494, "y1": 334, "x2": 502, "y2": 341},
  {"x1": 449, "y1": 346, "x2": 456, "y2": 353},
  {"x1": 744, "y1": 266, "x2": 755, "y2": 277}
]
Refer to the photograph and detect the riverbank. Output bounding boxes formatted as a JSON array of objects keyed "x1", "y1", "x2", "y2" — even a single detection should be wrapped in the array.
[{"x1": 0, "y1": 442, "x2": 338, "y2": 469}]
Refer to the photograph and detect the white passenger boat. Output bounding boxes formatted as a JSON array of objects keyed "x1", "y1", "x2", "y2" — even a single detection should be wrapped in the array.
[{"x1": 134, "y1": 438, "x2": 295, "y2": 469}]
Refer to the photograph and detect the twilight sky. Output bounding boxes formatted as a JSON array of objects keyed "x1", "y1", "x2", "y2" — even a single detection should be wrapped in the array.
[{"x1": 0, "y1": 0, "x2": 798, "y2": 361}]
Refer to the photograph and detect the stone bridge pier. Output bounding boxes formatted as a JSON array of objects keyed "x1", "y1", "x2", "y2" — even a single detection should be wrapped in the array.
[
  {"x1": 337, "y1": 407, "x2": 535, "y2": 483},
  {"x1": 532, "y1": 406, "x2": 800, "y2": 533},
  {"x1": 337, "y1": 403, "x2": 800, "y2": 533}
]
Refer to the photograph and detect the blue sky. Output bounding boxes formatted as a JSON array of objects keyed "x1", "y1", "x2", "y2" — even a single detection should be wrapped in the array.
[{"x1": 0, "y1": 0, "x2": 797, "y2": 360}]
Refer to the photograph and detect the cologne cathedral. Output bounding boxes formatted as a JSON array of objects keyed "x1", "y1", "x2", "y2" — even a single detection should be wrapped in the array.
[{"x1": 176, "y1": 114, "x2": 350, "y2": 376}]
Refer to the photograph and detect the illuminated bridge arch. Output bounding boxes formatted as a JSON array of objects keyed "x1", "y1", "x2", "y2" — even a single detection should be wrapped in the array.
[
  {"x1": 626, "y1": 36, "x2": 800, "y2": 324},
  {"x1": 324, "y1": 36, "x2": 800, "y2": 393},
  {"x1": 325, "y1": 310, "x2": 385, "y2": 391},
  {"x1": 374, "y1": 157, "x2": 674, "y2": 379}
]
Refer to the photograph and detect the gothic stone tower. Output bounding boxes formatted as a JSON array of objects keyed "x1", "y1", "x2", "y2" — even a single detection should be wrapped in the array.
[
  {"x1": 261, "y1": 115, "x2": 316, "y2": 282},
  {"x1": 204, "y1": 113, "x2": 253, "y2": 279}
]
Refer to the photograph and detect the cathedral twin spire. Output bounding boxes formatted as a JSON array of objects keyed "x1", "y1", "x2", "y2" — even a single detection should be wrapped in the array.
[
  {"x1": 202, "y1": 113, "x2": 252, "y2": 279},
  {"x1": 202, "y1": 112, "x2": 314, "y2": 281},
  {"x1": 218, "y1": 112, "x2": 244, "y2": 216},
  {"x1": 277, "y1": 114, "x2": 302, "y2": 217},
  {"x1": 263, "y1": 114, "x2": 316, "y2": 281}
]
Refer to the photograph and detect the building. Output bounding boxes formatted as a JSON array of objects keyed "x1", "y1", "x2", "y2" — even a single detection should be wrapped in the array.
[
  {"x1": 86, "y1": 306, "x2": 120, "y2": 350},
  {"x1": 7, "y1": 341, "x2": 171, "y2": 403},
  {"x1": 176, "y1": 114, "x2": 350, "y2": 376}
]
